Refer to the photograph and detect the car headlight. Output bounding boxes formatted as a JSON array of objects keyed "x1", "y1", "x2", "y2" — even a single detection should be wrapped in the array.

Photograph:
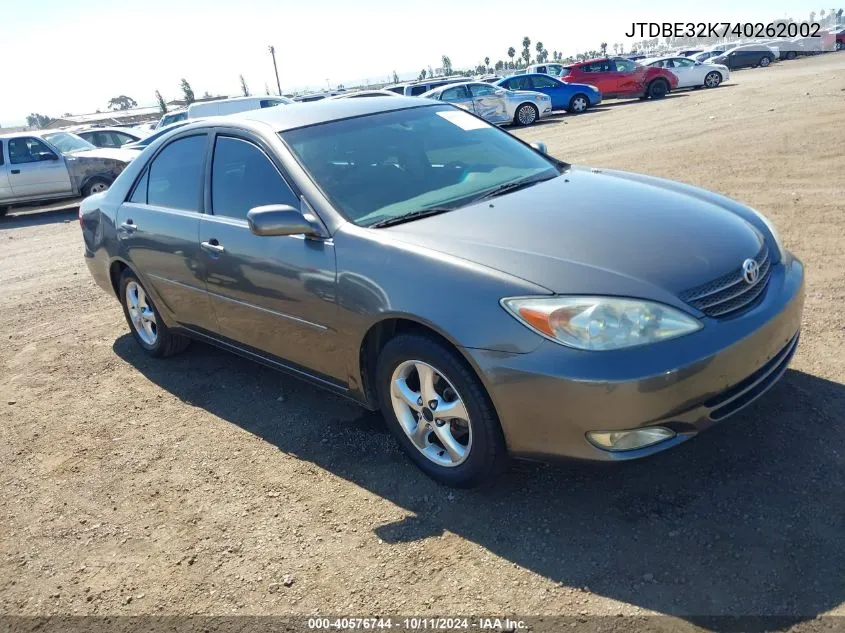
[{"x1": 500, "y1": 296, "x2": 702, "y2": 351}]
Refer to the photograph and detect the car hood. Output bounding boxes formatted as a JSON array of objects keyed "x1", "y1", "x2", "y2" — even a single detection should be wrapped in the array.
[
  {"x1": 382, "y1": 167, "x2": 764, "y2": 306},
  {"x1": 70, "y1": 147, "x2": 136, "y2": 163}
]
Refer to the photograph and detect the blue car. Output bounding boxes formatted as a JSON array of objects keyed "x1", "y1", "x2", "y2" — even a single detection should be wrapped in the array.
[{"x1": 495, "y1": 73, "x2": 601, "y2": 113}]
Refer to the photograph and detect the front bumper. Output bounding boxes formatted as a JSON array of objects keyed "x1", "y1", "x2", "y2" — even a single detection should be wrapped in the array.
[{"x1": 465, "y1": 254, "x2": 805, "y2": 461}]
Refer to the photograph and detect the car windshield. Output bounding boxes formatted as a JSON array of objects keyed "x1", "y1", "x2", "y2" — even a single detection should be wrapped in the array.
[
  {"x1": 282, "y1": 104, "x2": 560, "y2": 227},
  {"x1": 158, "y1": 112, "x2": 187, "y2": 128},
  {"x1": 128, "y1": 121, "x2": 191, "y2": 148},
  {"x1": 545, "y1": 64, "x2": 570, "y2": 77},
  {"x1": 42, "y1": 132, "x2": 96, "y2": 154}
]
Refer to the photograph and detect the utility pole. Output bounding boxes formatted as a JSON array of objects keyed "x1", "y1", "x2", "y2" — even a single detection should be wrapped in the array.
[{"x1": 269, "y1": 45, "x2": 282, "y2": 96}]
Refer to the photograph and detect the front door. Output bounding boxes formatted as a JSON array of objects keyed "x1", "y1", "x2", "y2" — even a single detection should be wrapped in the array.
[
  {"x1": 468, "y1": 83, "x2": 509, "y2": 123},
  {"x1": 609, "y1": 58, "x2": 645, "y2": 95},
  {"x1": 6, "y1": 137, "x2": 73, "y2": 198},
  {"x1": 115, "y1": 133, "x2": 217, "y2": 332},
  {"x1": 668, "y1": 57, "x2": 697, "y2": 87},
  {"x1": 199, "y1": 134, "x2": 342, "y2": 381}
]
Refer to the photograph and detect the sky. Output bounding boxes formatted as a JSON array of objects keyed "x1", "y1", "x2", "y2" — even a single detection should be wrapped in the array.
[{"x1": 0, "y1": 0, "x2": 830, "y2": 126}]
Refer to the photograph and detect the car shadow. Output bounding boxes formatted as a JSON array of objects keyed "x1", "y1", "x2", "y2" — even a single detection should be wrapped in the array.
[
  {"x1": 113, "y1": 335, "x2": 845, "y2": 628},
  {"x1": 595, "y1": 93, "x2": 690, "y2": 108},
  {"x1": 0, "y1": 206, "x2": 78, "y2": 229}
]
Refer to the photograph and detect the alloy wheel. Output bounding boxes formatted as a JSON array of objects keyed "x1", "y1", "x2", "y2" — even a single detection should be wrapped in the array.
[
  {"x1": 390, "y1": 360, "x2": 472, "y2": 467},
  {"x1": 704, "y1": 72, "x2": 721, "y2": 88},
  {"x1": 125, "y1": 281, "x2": 157, "y2": 346},
  {"x1": 517, "y1": 104, "x2": 537, "y2": 125}
]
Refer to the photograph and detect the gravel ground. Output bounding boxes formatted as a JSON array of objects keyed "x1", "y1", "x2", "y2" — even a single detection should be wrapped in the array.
[{"x1": 1, "y1": 53, "x2": 844, "y2": 627}]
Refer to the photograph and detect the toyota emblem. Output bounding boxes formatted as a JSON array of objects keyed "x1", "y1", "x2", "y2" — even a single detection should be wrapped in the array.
[{"x1": 742, "y1": 258, "x2": 760, "y2": 285}]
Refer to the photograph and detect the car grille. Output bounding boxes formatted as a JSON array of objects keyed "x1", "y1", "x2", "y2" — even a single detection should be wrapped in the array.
[{"x1": 679, "y1": 244, "x2": 772, "y2": 318}]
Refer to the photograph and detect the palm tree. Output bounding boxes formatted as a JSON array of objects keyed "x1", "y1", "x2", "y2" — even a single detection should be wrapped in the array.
[
  {"x1": 535, "y1": 41, "x2": 543, "y2": 60},
  {"x1": 522, "y1": 36, "x2": 531, "y2": 65},
  {"x1": 484, "y1": 56, "x2": 490, "y2": 72},
  {"x1": 600, "y1": 42, "x2": 608, "y2": 56},
  {"x1": 441, "y1": 55, "x2": 452, "y2": 76},
  {"x1": 507, "y1": 46, "x2": 516, "y2": 69}
]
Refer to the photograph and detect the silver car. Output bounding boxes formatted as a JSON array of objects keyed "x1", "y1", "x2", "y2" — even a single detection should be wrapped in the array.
[
  {"x1": 421, "y1": 81, "x2": 552, "y2": 126},
  {"x1": 0, "y1": 130, "x2": 133, "y2": 216}
]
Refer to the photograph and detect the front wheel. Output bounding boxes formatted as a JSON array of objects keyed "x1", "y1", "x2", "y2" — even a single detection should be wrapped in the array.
[
  {"x1": 567, "y1": 94, "x2": 589, "y2": 113},
  {"x1": 704, "y1": 71, "x2": 722, "y2": 88},
  {"x1": 82, "y1": 177, "x2": 111, "y2": 198},
  {"x1": 514, "y1": 103, "x2": 538, "y2": 126},
  {"x1": 119, "y1": 269, "x2": 190, "y2": 358},
  {"x1": 376, "y1": 334, "x2": 507, "y2": 487},
  {"x1": 647, "y1": 78, "x2": 669, "y2": 99},
  {"x1": 759, "y1": 56, "x2": 772, "y2": 67}
]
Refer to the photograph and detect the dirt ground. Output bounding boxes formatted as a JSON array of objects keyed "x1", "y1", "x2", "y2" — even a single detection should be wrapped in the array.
[{"x1": 1, "y1": 54, "x2": 844, "y2": 626}]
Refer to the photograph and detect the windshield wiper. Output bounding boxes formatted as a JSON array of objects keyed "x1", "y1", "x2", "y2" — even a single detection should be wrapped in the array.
[
  {"x1": 474, "y1": 173, "x2": 558, "y2": 202},
  {"x1": 368, "y1": 207, "x2": 456, "y2": 229}
]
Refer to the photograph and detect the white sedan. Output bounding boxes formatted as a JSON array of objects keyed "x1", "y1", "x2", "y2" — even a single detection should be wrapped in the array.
[{"x1": 640, "y1": 56, "x2": 730, "y2": 89}]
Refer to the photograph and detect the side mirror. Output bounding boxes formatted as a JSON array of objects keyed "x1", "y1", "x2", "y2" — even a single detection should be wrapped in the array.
[
  {"x1": 530, "y1": 141, "x2": 548, "y2": 155},
  {"x1": 247, "y1": 204, "x2": 319, "y2": 237}
]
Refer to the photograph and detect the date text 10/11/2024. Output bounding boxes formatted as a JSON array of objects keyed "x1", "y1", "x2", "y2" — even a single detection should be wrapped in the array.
[
  {"x1": 307, "y1": 617, "x2": 527, "y2": 630},
  {"x1": 624, "y1": 22, "x2": 823, "y2": 39}
]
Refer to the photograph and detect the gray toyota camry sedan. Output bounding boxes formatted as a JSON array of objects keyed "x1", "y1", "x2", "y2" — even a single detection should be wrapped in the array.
[{"x1": 80, "y1": 97, "x2": 804, "y2": 487}]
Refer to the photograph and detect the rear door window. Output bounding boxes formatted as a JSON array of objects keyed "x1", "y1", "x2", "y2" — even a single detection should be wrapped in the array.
[
  {"x1": 531, "y1": 76, "x2": 559, "y2": 88},
  {"x1": 440, "y1": 86, "x2": 470, "y2": 102},
  {"x1": 147, "y1": 135, "x2": 207, "y2": 211}
]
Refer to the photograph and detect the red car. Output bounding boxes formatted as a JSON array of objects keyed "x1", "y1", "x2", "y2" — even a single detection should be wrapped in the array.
[{"x1": 560, "y1": 57, "x2": 678, "y2": 99}]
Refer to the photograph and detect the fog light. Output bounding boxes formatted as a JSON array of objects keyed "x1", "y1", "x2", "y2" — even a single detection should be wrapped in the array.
[{"x1": 587, "y1": 427, "x2": 675, "y2": 452}]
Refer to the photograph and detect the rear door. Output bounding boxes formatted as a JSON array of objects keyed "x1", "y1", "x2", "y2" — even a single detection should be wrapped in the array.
[
  {"x1": 0, "y1": 140, "x2": 12, "y2": 201},
  {"x1": 199, "y1": 132, "x2": 342, "y2": 380},
  {"x1": 467, "y1": 83, "x2": 508, "y2": 123},
  {"x1": 6, "y1": 136, "x2": 73, "y2": 197},
  {"x1": 438, "y1": 85, "x2": 476, "y2": 112},
  {"x1": 577, "y1": 60, "x2": 616, "y2": 94},
  {"x1": 115, "y1": 132, "x2": 218, "y2": 333}
]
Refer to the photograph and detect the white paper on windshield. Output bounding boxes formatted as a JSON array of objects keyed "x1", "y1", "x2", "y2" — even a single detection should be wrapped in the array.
[{"x1": 436, "y1": 110, "x2": 488, "y2": 130}]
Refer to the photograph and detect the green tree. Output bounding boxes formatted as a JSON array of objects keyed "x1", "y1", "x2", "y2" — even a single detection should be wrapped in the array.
[
  {"x1": 494, "y1": 59, "x2": 504, "y2": 71},
  {"x1": 535, "y1": 41, "x2": 543, "y2": 60},
  {"x1": 155, "y1": 90, "x2": 167, "y2": 114},
  {"x1": 107, "y1": 95, "x2": 137, "y2": 111},
  {"x1": 441, "y1": 55, "x2": 452, "y2": 75},
  {"x1": 26, "y1": 113, "x2": 53, "y2": 129},
  {"x1": 507, "y1": 46, "x2": 516, "y2": 68},
  {"x1": 180, "y1": 78, "x2": 196, "y2": 104},
  {"x1": 392, "y1": 70, "x2": 399, "y2": 83},
  {"x1": 521, "y1": 36, "x2": 531, "y2": 65},
  {"x1": 600, "y1": 42, "x2": 608, "y2": 56},
  {"x1": 419, "y1": 68, "x2": 427, "y2": 80},
  {"x1": 239, "y1": 74, "x2": 250, "y2": 97}
]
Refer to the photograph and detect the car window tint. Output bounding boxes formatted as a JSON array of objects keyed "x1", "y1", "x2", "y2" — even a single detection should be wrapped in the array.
[
  {"x1": 674, "y1": 58, "x2": 695, "y2": 67},
  {"x1": 509, "y1": 76, "x2": 533, "y2": 90},
  {"x1": 129, "y1": 168, "x2": 149, "y2": 204},
  {"x1": 147, "y1": 135, "x2": 207, "y2": 211},
  {"x1": 0, "y1": 141, "x2": 4, "y2": 166},
  {"x1": 531, "y1": 76, "x2": 558, "y2": 88},
  {"x1": 409, "y1": 85, "x2": 429, "y2": 96},
  {"x1": 211, "y1": 137, "x2": 299, "y2": 220},
  {"x1": 8, "y1": 137, "x2": 55, "y2": 164},
  {"x1": 613, "y1": 59, "x2": 637, "y2": 73},
  {"x1": 468, "y1": 83, "x2": 497, "y2": 97},
  {"x1": 440, "y1": 86, "x2": 469, "y2": 101},
  {"x1": 114, "y1": 132, "x2": 135, "y2": 145},
  {"x1": 581, "y1": 61, "x2": 608, "y2": 73}
]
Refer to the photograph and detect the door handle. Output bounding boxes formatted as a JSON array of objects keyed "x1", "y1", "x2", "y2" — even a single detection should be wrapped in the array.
[
  {"x1": 201, "y1": 239, "x2": 225, "y2": 254},
  {"x1": 10, "y1": 169, "x2": 20, "y2": 175},
  {"x1": 119, "y1": 219, "x2": 136, "y2": 232}
]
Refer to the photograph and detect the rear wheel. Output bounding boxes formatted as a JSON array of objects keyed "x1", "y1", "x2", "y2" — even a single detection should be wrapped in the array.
[
  {"x1": 647, "y1": 78, "x2": 669, "y2": 99},
  {"x1": 119, "y1": 269, "x2": 190, "y2": 358},
  {"x1": 376, "y1": 333, "x2": 507, "y2": 487},
  {"x1": 704, "y1": 71, "x2": 722, "y2": 88},
  {"x1": 836, "y1": 41, "x2": 844, "y2": 51},
  {"x1": 567, "y1": 94, "x2": 589, "y2": 113},
  {"x1": 514, "y1": 103, "x2": 538, "y2": 126},
  {"x1": 785, "y1": 51, "x2": 797, "y2": 60}
]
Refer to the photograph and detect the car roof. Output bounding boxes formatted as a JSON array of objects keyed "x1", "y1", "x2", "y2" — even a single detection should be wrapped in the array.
[{"x1": 228, "y1": 97, "x2": 436, "y2": 131}]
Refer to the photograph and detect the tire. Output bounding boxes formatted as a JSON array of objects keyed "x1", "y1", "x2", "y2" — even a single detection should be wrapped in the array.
[
  {"x1": 82, "y1": 177, "x2": 111, "y2": 198},
  {"x1": 647, "y1": 78, "x2": 669, "y2": 99},
  {"x1": 837, "y1": 41, "x2": 844, "y2": 51},
  {"x1": 376, "y1": 333, "x2": 507, "y2": 488},
  {"x1": 785, "y1": 51, "x2": 797, "y2": 60},
  {"x1": 119, "y1": 268, "x2": 190, "y2": 358},
  {"x1": 514, "y1": 103, "x2": 538, "y2": 126},
  {"x1": 759, "y1": 56, "x2": 772, "y2": 67},
  {"x1": 567, "y1": 93, "x2": 589, "y2": 113},
  {"x1": 704, "y1": 71, "x2": 722, "y2": 88}
]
